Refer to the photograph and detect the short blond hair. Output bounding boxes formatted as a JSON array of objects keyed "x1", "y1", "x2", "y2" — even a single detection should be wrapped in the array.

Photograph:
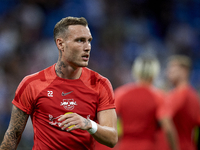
[
  {"x1": 53, "y1": 16, "x2": 88, "y2": 42},
  {"x1": 132, "y1": 55, "x2": 160, "y2": 81},
  {"x1": 168, "y1": 55, "x2": 192, "y2": 71}
]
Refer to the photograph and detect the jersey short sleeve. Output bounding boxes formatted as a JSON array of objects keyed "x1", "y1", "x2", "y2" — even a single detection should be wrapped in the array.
[
  {"x1": 152, "y1": 88, "x2": 166, "y2": 120},
  {"x1": 114, "y1": 83, "x2": 135, "y2": 115},
  {"x1": 12, "y1": 75, "x2": 36, "y2": 114},
  {"x1": 12, "y1": 69, "x2": 53, "y2": 115},
  {"x1": 80, "y1": 67, "x2": 116, "y2": 112},
  {"x1": 97, "y1": 77, "x2": 115, "y2": 112},
  {"x1": 157, "y1": 88, "x2": 187, "y2": 119}
]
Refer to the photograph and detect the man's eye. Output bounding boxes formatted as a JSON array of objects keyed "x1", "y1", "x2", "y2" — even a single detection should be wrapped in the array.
[{"x1": 77, "y1": 39, "x2": 84, "y2": 42}]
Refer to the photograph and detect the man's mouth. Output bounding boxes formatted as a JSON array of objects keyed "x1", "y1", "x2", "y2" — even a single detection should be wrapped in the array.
[{"x1": 82, "y1": 54, "x2": 89, "y2": 61}]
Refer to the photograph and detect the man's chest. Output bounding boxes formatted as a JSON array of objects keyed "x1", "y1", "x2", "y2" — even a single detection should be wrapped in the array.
[{"x1": 33, "y1": 82, "x2": 99, "y2": 120}]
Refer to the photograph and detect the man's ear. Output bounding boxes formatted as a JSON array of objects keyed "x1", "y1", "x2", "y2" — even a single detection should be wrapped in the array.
[{"x1": 56, "y1": 38, "x2": 64, "y2": 52}]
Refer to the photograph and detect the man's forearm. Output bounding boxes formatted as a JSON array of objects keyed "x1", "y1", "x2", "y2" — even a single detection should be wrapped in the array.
[
  {"x1": 165, "y1": 128, "x2": 179, "y2": 150},
  {"x1": 0, "y1": 128, "x2": 20, "y2": 150},
  {"x1": 93, "y1": 109, "x2": 118, "y2": 147},
  {"x1": 160, "y1": 117, "x2": 180, "y2": 150},
  {"x1": 0, "y1": 105, "x2": 29, "y2": 150},
  {"x1": 58, "y1": 108, "x2": 118, "y2": 147},
  {"x1": 91, "y1": 124, "x2": 118, "y2": 148}
]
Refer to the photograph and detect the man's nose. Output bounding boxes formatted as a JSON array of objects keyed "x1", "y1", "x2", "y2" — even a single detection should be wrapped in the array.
[{"x1": 84, "y1": 42, "x2": 91, "y2": 51}]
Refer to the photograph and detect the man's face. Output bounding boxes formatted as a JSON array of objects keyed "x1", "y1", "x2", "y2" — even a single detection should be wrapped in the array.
[
  {"x1": 61, "y1": 25, "x2": 92, "y2": 68},
  {"x1": 166, "y1": 61, "x2": 182, "y2": 85}
]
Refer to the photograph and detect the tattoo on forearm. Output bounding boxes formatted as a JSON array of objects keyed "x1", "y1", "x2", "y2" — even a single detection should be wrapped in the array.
[{"x1": 0, "y1": 106, "x2": 28, "y2": 149}]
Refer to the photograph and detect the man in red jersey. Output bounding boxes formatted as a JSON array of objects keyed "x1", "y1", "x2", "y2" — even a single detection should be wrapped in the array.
[
  {"x1": 158, "y1": 55, "x2": 200, "y2": 150},
  {"x1": 109, "y1": 55, "x2": 166, "y2": 150},
  {"x1": 0, "y1": 17, "x2": 118, "y2": 150}
]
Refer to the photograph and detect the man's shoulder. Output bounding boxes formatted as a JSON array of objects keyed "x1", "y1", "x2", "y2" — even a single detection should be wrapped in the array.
[
  {"x1": 26, "y1": 65, "x2": 52, "y2": 79},
  {"x1": 114, "y1": 83, "x2": 135, "y2": 98},
  {"x1": 81, "y1": 67, "x2": 112, "y2": 90},
  {"x1": 20, "y1": 65, "x2": 55, "y2": 87},
  {"x1": 83, "y1": 67, "x2": 108, "y2": 81},
  {"x1": 115, "y1": 82, "x2": 134, "y2": 91},
  {"x1": 172, "y1": 85, "x2": 197, "y2": 97}
]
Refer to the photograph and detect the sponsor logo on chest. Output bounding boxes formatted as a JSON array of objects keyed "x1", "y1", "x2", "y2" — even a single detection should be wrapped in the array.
[
  {"x1": 60, "y1": 99, "x2": 77, "y2": 110},
  {"x1": 60, "y1": 91, "x2": 77, "y2": 110},
  {"x1": 47, "y1": 90, "x2": 78, "y2": 110}
]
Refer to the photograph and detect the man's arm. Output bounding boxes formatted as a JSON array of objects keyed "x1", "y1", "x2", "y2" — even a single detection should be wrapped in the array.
[
  {"x1": 58, "y1": 108, "x2": 118, "y2": 148},
  {"x1": 159, "y1": 117, "x2": 180, "y2": 150},
  {"x1": 0, "y1": 105, "x2": 29, "y2": 150},
  {"x1": 92, "y1": 109, "x2": 118, "y2": 147}
]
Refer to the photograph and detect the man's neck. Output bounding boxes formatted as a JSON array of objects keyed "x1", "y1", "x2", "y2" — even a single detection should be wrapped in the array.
[
  {"x1": 175, "y1": 80, "x2": 189, "y2": 89},
  {"x1": 55, "y1": 62, "x2": 82, "y2": 80},
  {"x1": 137, "y1": 80, "x2": 152, "y2": 87}
]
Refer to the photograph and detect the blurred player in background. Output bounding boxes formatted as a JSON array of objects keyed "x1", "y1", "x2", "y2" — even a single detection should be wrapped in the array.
[
  {"x1": 0, "y1": 16, "x2": 118, "y2": 150},
  {"x1": 158, "y1": 55, "x2": 200, "y2": 150},
  {"x1": 113, "y1": 55, "x2": 167, "y2": 150}
]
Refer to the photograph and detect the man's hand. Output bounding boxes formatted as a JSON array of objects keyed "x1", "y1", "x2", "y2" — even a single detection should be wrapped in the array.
[
  {"x1": 58, "y1": 109, "x2": 118, "y2": 148},
  {"x1": 58, "y1": 113, "x2": 92, "y2": 132}
]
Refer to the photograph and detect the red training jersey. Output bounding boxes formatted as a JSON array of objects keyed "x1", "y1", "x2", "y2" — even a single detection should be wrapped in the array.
[
  {"x1": 158, "y1": 85, "x2": 200, "y2": 150},
  {"x1": 114, "y1": 83, "x2": 164, "y2": 150},
  {"x1": 12, "y1": 64, "x2": 115, "y2": 150}
]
